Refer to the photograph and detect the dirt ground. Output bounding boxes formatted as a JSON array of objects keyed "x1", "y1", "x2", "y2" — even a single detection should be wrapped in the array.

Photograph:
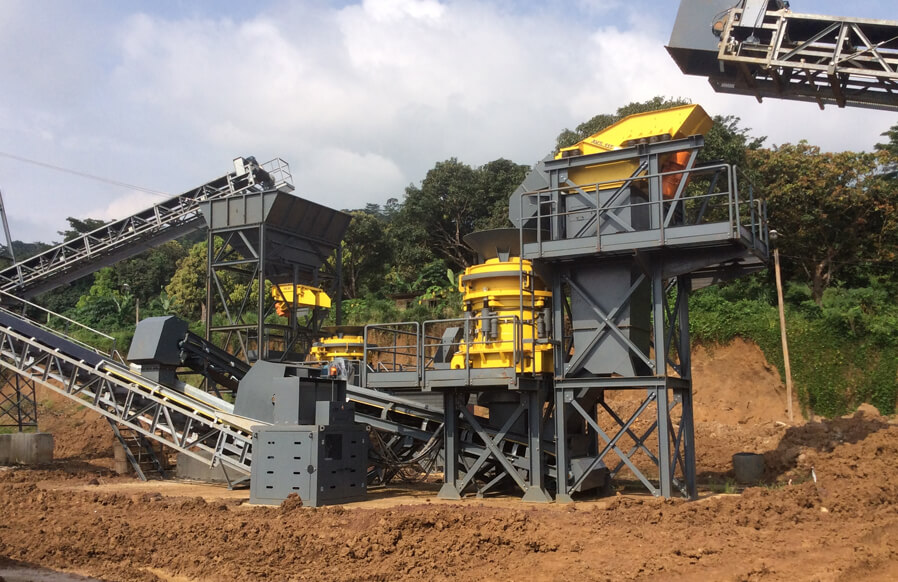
[{"x1": 2, "y1": 339, "x2": 898, "y2": 582}]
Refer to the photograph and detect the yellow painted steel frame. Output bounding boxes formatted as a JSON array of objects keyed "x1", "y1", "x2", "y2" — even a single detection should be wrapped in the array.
[
  {"x1": 309, "y1": 335, "x2": 365, "y2": 362},
  {"x1": 556, "y1": 104, "x2": 713, "y2": 193},
  {"x1": 450, "y1": 257, "x2": 553, "y2": 374}
]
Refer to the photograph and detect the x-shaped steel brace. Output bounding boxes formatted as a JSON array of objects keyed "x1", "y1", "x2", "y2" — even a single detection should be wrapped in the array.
[
  {"x1": 565, "y1": 160, "x2": 650, "y2": 239},
  {"x1": 570, "y1": 394, "x2": 657, "y2": 495},
  {"x1": 606, "y1": 392, "x2": 688, "y2": 497},
  {"x1": 663, "y1": 283, "x2": 686, "y2": 377},
  {"x1": 456, "y1": 400, "x2": 528, "y2": 495},
  {"x1": 564, "y1": 272, "x2": 653, "y2": 376}
]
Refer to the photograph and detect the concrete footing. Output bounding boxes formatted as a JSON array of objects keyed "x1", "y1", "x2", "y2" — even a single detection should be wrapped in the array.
[
  {"x1": 0, "y1": 432, "x2": 54, "y2": 465},
  {"x1": 175, "y1": 452, "x2": 228, "y2": 483}
]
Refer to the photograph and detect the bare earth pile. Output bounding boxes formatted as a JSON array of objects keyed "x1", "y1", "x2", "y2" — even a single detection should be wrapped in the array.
[{"x1": 1, "y1": 341, "x2": 896, "y2": 582}]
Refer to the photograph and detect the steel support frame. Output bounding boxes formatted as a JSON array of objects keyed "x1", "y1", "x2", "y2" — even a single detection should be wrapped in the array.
[
  {"x1": 717, "y1": 9, "x2": 898, "y2": 111},
  {"x1": 438, "y1": 386, "x2": 550, "y2": 502},
  {"x1": 206, "y1": 224, "x2": 266, "y2": 364},
  {"x1": 553, "y1": 267, "x2": 696, "y2": 502},
  {"x1": 205, "y1": 225, "x2": 330, "y2": 368},
  {"x1": 0, "y1": 371, "x2": 37, "y2": 430}
]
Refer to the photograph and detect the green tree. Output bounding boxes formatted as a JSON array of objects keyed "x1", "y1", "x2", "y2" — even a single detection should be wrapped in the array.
[
  {"x1": 71, "y1": 267, "x2": 133, "y2": 329},
  {"x1": 477, "y1": 158, "x2": 529, "y2": 229},
  {"x1": 875, "y1": 122, "x2": 898, "y2": 156},
  {"x1": 397, "y1": 158, "x2": 530, "y2": 275},
  {"x1": 58, "y1": 217, "x2": 108, "y2": 241},
  {"x1": 750, "y1": 142, "x2": 898, "y2": 302},
  {"x1": 339, "y1": 210, "x2": 394, "y2": 299},
  {"x1": 165, "y1": 241, "x2": 208, "y2": 320},
  {"x1": 114, "y1": 241, "x2": 187, "y2": 306}
]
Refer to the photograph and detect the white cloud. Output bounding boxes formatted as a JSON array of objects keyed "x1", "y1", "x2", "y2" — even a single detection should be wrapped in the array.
[
  {"x1": 85, "y1": 191, "x2": 165, "y2": 224},
  {"x1": 361, "y1": 0, "x2": 447, "y2": 22},
  {"x1": 0, "y1": 0, "x2": 894, "y2": 245},
  {"x1": 298, "y1": 148, "x2": 406, "y2": 209}
]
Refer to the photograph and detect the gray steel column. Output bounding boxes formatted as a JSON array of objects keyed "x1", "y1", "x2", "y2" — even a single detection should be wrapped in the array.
[
  {"x1": 677, "y1": 275, "x2": 696, "y2": 498},
  {"x1": 257, "y1": 224, "x2": 265, "y2": 360},
  {"x1": 438, "y1": 389, "x2": 462, "y2": 500},
  {"x1": 204, "y1": 229, "x2": 214, "y2": 344},
  {"x1": 0, "y1": 188, "x2": 16, "y2": 265},
  {"x1": 653, "y1": 261, "x2": 673, "y2": 497},
  {"x1": 335, "y1": 245, "x2": 343, "y2": 327},
  {"x1": 522, "y1": 386, "x2": 551, "y2": 502},
  {"x1": 554, "y1": 387, "x2": 573, "y2": 503}
]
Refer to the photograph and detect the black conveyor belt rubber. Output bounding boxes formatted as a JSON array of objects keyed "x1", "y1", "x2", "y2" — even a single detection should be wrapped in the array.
[{"x1": 0, "y1": 310, "x2": 107, "y2": 368}]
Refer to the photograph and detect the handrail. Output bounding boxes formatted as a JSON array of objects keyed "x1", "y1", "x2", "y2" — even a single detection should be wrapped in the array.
[
  {"x1": 517, "y1": 162, "x2": 758, "y2": 244},
  {"x1": 362, "y1": 322, "x2": 421, "y2": 386},
  {"x1": 0, "y1": 289, "x2": 117, "y2": 356}
]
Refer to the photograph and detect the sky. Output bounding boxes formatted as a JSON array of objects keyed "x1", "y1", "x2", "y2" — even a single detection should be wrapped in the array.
[{"x1": 0, "y1": 0, "x2": 896, "y2": 243}]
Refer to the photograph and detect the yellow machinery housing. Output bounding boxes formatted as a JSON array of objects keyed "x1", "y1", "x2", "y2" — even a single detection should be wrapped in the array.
[
  {"x1": 556, "y1": 104, "x2": 713, "y2": 197},
  {"x1": 309, "y1": 330, "x2": 365, "y2": 362},
  {"x1": 271, "y1": 283, "x2": 331, "y2": 317},
  {"x1": 450, "y1": 256, "x2": 553, "y2": 374}
]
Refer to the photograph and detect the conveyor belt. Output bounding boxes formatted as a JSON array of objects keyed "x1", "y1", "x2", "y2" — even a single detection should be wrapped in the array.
[
  {"x1": 0, "y1": 304, "x2": 550, "y2": 490},
  {"x1": 0, "y1": 308, "x2": 254, "y2": 476},
  {"x1": 0, "y1": 157, "x2": 289, "y2": 299}
]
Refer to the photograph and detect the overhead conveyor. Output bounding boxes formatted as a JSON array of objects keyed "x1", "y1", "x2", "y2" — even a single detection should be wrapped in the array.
[
  {"x1": 668, "y1": 0, "x2": 898, "y2": 111},
  {"x1": 0, "y1": 157, "x2": 293, "y2": 300}
]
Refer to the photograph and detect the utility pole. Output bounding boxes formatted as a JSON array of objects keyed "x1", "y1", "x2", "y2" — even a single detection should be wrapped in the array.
[
  {"x1": 0, "y1": 187, "x2": 16, "y2": 263},
  {"x1": 770, "y1": 231, "x2": 794, "y2": 422}
]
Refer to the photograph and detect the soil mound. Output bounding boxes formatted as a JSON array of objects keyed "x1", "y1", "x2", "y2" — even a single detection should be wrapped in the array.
[
  {"x1": 35, "y1": 387, "x2": 113, "y2": 460},
  {"x1": 3, "y1": 339, "x2": 897, "y2": 581},
  {"x1": 692, "y1": 338, "x2": 796, "y2": 425}
]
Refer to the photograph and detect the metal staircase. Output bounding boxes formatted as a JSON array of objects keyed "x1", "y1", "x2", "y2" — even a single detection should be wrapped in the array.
[
  {"x1": 107, "y1": 419, "x2": 170, "y2": 480},
  {"x1": 0, "y1": 157, "x2": 293, "y2": 299}
]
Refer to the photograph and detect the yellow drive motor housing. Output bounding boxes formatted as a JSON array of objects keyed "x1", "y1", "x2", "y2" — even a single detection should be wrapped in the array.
[{"x1": 450, "y1": 256, "x2": 553, "y2": 374}]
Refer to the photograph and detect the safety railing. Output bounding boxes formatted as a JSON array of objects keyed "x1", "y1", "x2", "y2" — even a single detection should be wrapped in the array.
[
  {"x1": 362, "y1": 322, "x2": 422, "y2": 388},
  {"x1": 517, "y1": 162, "x2": 768, "y2": 257},
  {"x1": 421, "y1": 314, "x2": 528, "y2": 388},
  {"x1": 0, "y1": 289, "x2": 121, "y2": 362},
  {"x1": 262, "y1": 158, "x2": 295, "y2": 192}
]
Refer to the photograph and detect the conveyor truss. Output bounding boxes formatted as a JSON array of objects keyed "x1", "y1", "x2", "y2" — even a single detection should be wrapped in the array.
[
  {"x1": 0, "y1": 297, "x2": 545, "y2": 491},
  {"x1": 0, "y1": 157, "x2": 292, "y2": 300},
  {"x1": 0, "y1": 154, "x2": 551, "y2": 496}
]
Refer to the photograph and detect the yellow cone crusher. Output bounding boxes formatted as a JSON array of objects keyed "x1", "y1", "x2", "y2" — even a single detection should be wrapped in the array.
[
  {"x1": 308, "y1": 325, "x2": 366, "y2": 362},
  {"x1": 450, "y1": 229, "x2": 553, "y2": 375}
]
